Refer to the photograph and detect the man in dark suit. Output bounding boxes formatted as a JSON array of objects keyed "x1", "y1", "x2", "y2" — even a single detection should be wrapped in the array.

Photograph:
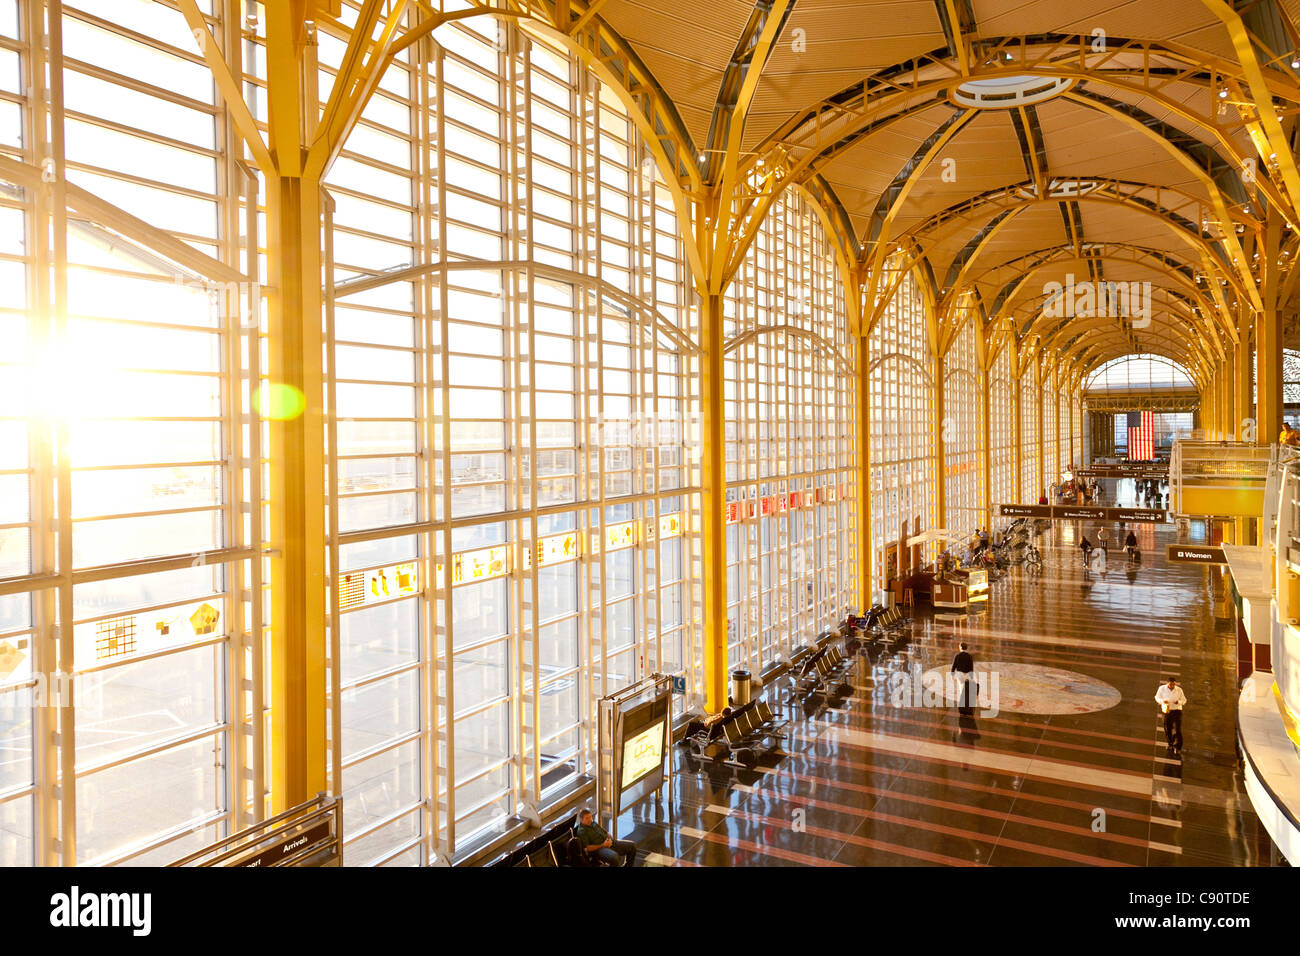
[{"x1": 952, "y1": 642, "x2": 975, "y2": 715}]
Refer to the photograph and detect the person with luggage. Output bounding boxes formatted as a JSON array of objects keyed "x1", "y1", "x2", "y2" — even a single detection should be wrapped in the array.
[
  {"x1": 1125, "y1": 529, "x2": 1139, "y2": 563},
  {"x1": 1080, "y1": 533, "x2": 1094, "y2": 568}
]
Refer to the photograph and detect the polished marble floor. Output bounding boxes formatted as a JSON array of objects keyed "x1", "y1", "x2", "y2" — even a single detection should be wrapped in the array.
[{"x1": 618, "y1": 497, "x2": 1277, "y2": 866}]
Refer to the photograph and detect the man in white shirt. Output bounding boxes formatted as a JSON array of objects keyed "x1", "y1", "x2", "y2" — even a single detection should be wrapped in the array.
[{"x1": 1155, "y1": 677, "x2": 1187, "y2": 756}]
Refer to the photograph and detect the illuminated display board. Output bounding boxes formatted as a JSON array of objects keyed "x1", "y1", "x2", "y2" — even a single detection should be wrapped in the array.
[{"x1": 620, "y1": 721, "x2": 666, "y2": 790}]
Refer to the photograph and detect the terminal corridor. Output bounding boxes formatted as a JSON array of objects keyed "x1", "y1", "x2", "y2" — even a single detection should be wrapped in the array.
[
  {"x1": 6, "y1": 0, "x2": 1300, "y2": 876},
  {"x1": 622, "y1": 517, "x2": 1271, "y2": 867}
]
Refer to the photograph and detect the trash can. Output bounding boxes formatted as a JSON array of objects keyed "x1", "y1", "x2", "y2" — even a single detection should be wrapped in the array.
[{"x1": 731, "y1": 668, "x2": 752, "y2": 707}]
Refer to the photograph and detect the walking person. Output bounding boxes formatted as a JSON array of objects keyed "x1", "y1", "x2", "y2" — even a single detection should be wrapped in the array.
[
  {"x1": 1079, "y1": 532, "x2": 1094, "y2": 568},
  {"x1": 951, "y1": 642, "x2": 976, "y2": 716},
  {"x1": 1155, "y1": 677, "x2": 1187, "y2": 757},
  {"x1": 1125, "y1": 528, "x2": 1139, "y2": 563},
  {"x1": 1096, "y1": 525, "x2": 1110, "y2": 556}
]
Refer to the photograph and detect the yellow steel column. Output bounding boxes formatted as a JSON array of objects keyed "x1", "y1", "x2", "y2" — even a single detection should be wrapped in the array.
[
  {"x1": 1053, "y1": 361, "x2": 1062, "y2": 485},
  {"x1": 1035, "y1": 357, "x2": 1045, "y2": 499},
  {"x1": 266, "y1": 9, "x2": 327, "y2": 811},
  {"x1": 1208, "y1": 363, "x2": 1217, "y2": 440},
  {"x1": 1012, "y1": 346, "x2": 1023, "y2": 502},
  {"x1": 1235, "y1": 314, "x2": 1253, "y2": 437},
  {"x1": 700, "y1": 291, "x2": 728, "y2": 712},
  {"x1": 1259, "y1": 210, "x2": 1284, "y2": 442},
  {"x1": 933, "y1": 350, "x2": 946, "y2": 529},
  {"x1": 1066, "y1": 373, "x2": 1075, "y2": 469},
  {"x1": 1234, "y1": 315, "x2": 1254, "y2": 542},
  {"x1": 1216, "y1": 351, "x2": 1227, "y2": 442},
  {"x1": 856, "y1": 334, "x2": 873, "y2": 611},
  {"x1": 1203, "y1": 369, "x2": 1216, "y2": 439},
  {"x1": 980, "y1": 364, "x2": 992, "y2": 527}
]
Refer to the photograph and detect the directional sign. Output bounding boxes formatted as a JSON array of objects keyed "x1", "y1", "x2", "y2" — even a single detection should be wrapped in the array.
[
  {"x1": 1113, "y1": 508, "x2": 1166, "y2": 522},
  {"x1": 1057, "y1": 507, "x2": 1106, "y2": 520},
  {"x1": 997, "y1": 504, "x2": 1051, "y2": 517},
  {"x1": 997, "y1": 504, "x2": 1167, "y2": 522},
  {"x1": 1077, "y1": 466, "x2": 1168, "y2": 479},
  {"x1": 236, "y1": 821, "x2": 333, "y2": 867},
  {"x1": 1166, "y1": 544, "x2": 1228, "y2": 565}
]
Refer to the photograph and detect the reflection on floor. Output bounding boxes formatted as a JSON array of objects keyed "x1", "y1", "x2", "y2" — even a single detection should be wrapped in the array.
[{"x1": 618, "y1": 514, "x2": 1276, "y2": 866}]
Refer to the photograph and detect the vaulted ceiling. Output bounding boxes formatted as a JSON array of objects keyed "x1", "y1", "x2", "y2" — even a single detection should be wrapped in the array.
[{"x1": 581, "y1": 0, "x2": 1300, "y2": 387}]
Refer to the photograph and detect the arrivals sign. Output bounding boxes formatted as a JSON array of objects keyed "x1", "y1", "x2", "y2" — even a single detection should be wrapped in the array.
[{"x1": 236, "y1": 821, "x2": 333, "y2": 867}]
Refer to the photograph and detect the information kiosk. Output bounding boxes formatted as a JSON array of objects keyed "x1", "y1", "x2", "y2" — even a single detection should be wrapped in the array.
[{"x1": 597, "y1": 674, "x2": 674, "y2": 839}]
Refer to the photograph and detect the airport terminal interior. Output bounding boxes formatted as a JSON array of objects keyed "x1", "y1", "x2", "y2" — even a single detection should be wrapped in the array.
[{"x1": 5, "y1": 0, "x2": 1300, "y2": 868}]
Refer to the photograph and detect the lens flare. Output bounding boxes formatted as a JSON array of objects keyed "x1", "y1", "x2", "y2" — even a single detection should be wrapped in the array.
[{"x1": 254, "y1": 383, "x2": 306, "y2": 420}]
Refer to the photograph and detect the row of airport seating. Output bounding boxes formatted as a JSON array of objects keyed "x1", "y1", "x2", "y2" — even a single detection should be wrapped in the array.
[
  {"x1": 858, "y1": 604, "x2": 911, "y2": 635},
  {"x1": 681, "y1": 698, "x2": 788, "y2": 769},
  {"x1": 489, "y1": 611, "x2": 896, "y2": 864},
  {"x1": 488, "y1": 814, "x2": 587, "y2": 867},
  {"x1": 488, "y1": 814, "x2": 627, "y2": 867},
  {"x1": 794, "y1": 642, "x2": 854, "y2": 697}
]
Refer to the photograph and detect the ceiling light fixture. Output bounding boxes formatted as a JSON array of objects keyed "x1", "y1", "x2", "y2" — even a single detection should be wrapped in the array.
[{"x1": 951, "y1": 75, "x2": 1074, "y2": 108}]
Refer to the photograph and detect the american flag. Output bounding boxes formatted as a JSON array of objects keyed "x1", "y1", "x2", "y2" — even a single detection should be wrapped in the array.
[{"x1": 1127, "y1": 410, "x2": 1154, "y2": 460}]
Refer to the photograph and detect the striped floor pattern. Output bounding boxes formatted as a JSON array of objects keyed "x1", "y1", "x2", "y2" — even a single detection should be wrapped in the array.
[{"x1": 621, "y1": 510, "x2": 1274, "y2": 867}]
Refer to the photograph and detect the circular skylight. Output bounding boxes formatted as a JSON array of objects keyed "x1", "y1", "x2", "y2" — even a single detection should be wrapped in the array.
[{"x1": 950, "y1": 75, "x2": 1074, "y2": 109}]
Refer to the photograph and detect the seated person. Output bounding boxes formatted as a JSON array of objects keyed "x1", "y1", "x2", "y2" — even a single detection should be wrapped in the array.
[{"x1": 574, "y1": 809, "x2": 636, "y2": 867}]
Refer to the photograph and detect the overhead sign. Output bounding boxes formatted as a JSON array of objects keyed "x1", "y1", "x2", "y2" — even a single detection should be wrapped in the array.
[
  {"x1": 997, "y1": 504, "x2": 1167, "y2": 522},
  {"x1": 998, "y1": 504, "x2": 1051, "y2": 517},
  {"x1": 1077, "y1": 465, "x2": 1168, "y2": 479},
  {"x1": 1057, "y1": 507, "x2": 1106, "y2": 520},
  {"x1": 1166, "y1": 544, "x2": 1228, "y2": 565},
  {"x1": 1112, "y1": 507, "x2": 1165, "y2": 522}
]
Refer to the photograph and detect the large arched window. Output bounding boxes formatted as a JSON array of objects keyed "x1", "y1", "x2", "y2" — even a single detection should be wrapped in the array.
[
  {"x1": 868, "y1": 270, "x2": 934, "y2": 598},
  {"x1": 0, "y1": 0, "x2": 258, "y2": 867},
  {"x1": 1085, "y1": 354, "x2": 1195, "y2": 392},
  {"x1": 321, "y1": 15, "x2": 700, "y2": 863},
  {"x1": 1041, "y1": 362, "x2": 1058, "y2": 487},
  {"x1": 943, "y1": 315, "x2": 982, "y2": 531},
  {"x1": 989, "y1": 341, "x2": 1016, "y2": 507},
  {"x1": 723, "y1": 188, "x2": 857, "y2": 672},
  {"x1": 1019, "y1": 358, "x2": 1040, "y2": 502}
]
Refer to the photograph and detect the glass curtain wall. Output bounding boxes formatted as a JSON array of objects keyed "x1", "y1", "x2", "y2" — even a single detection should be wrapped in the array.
[
  {"x1": 1072, "y1": 393, "x2": 1084, "y2": 467},
  {"x1": 0, "y1": 0, "x2": 264, "y2": 865},
  {"x1": 722, "y1": 189, "x2": 857, "y2": 671},
  {"x1": 0, "y1": 0, "x2": 706, "y2": 868},
  {"x1": 320, "y1": 14, "x2": 701, "y2": 863},
  {"x1": 1041, "y1": 369, "x2": 1057, "y2": 489},
  {"x1": 1019, "y1": 358, "x2": 1040, "y2": 502},
  {"x1": 989, "y1": 341, "x2": 1015, "y2": 508},
  {"x1": 943, "y1": 315, "x2": 981, "y2": 531},
  {"x1": 868, "y1": 271, "x2": 933, "y2": 597}
]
